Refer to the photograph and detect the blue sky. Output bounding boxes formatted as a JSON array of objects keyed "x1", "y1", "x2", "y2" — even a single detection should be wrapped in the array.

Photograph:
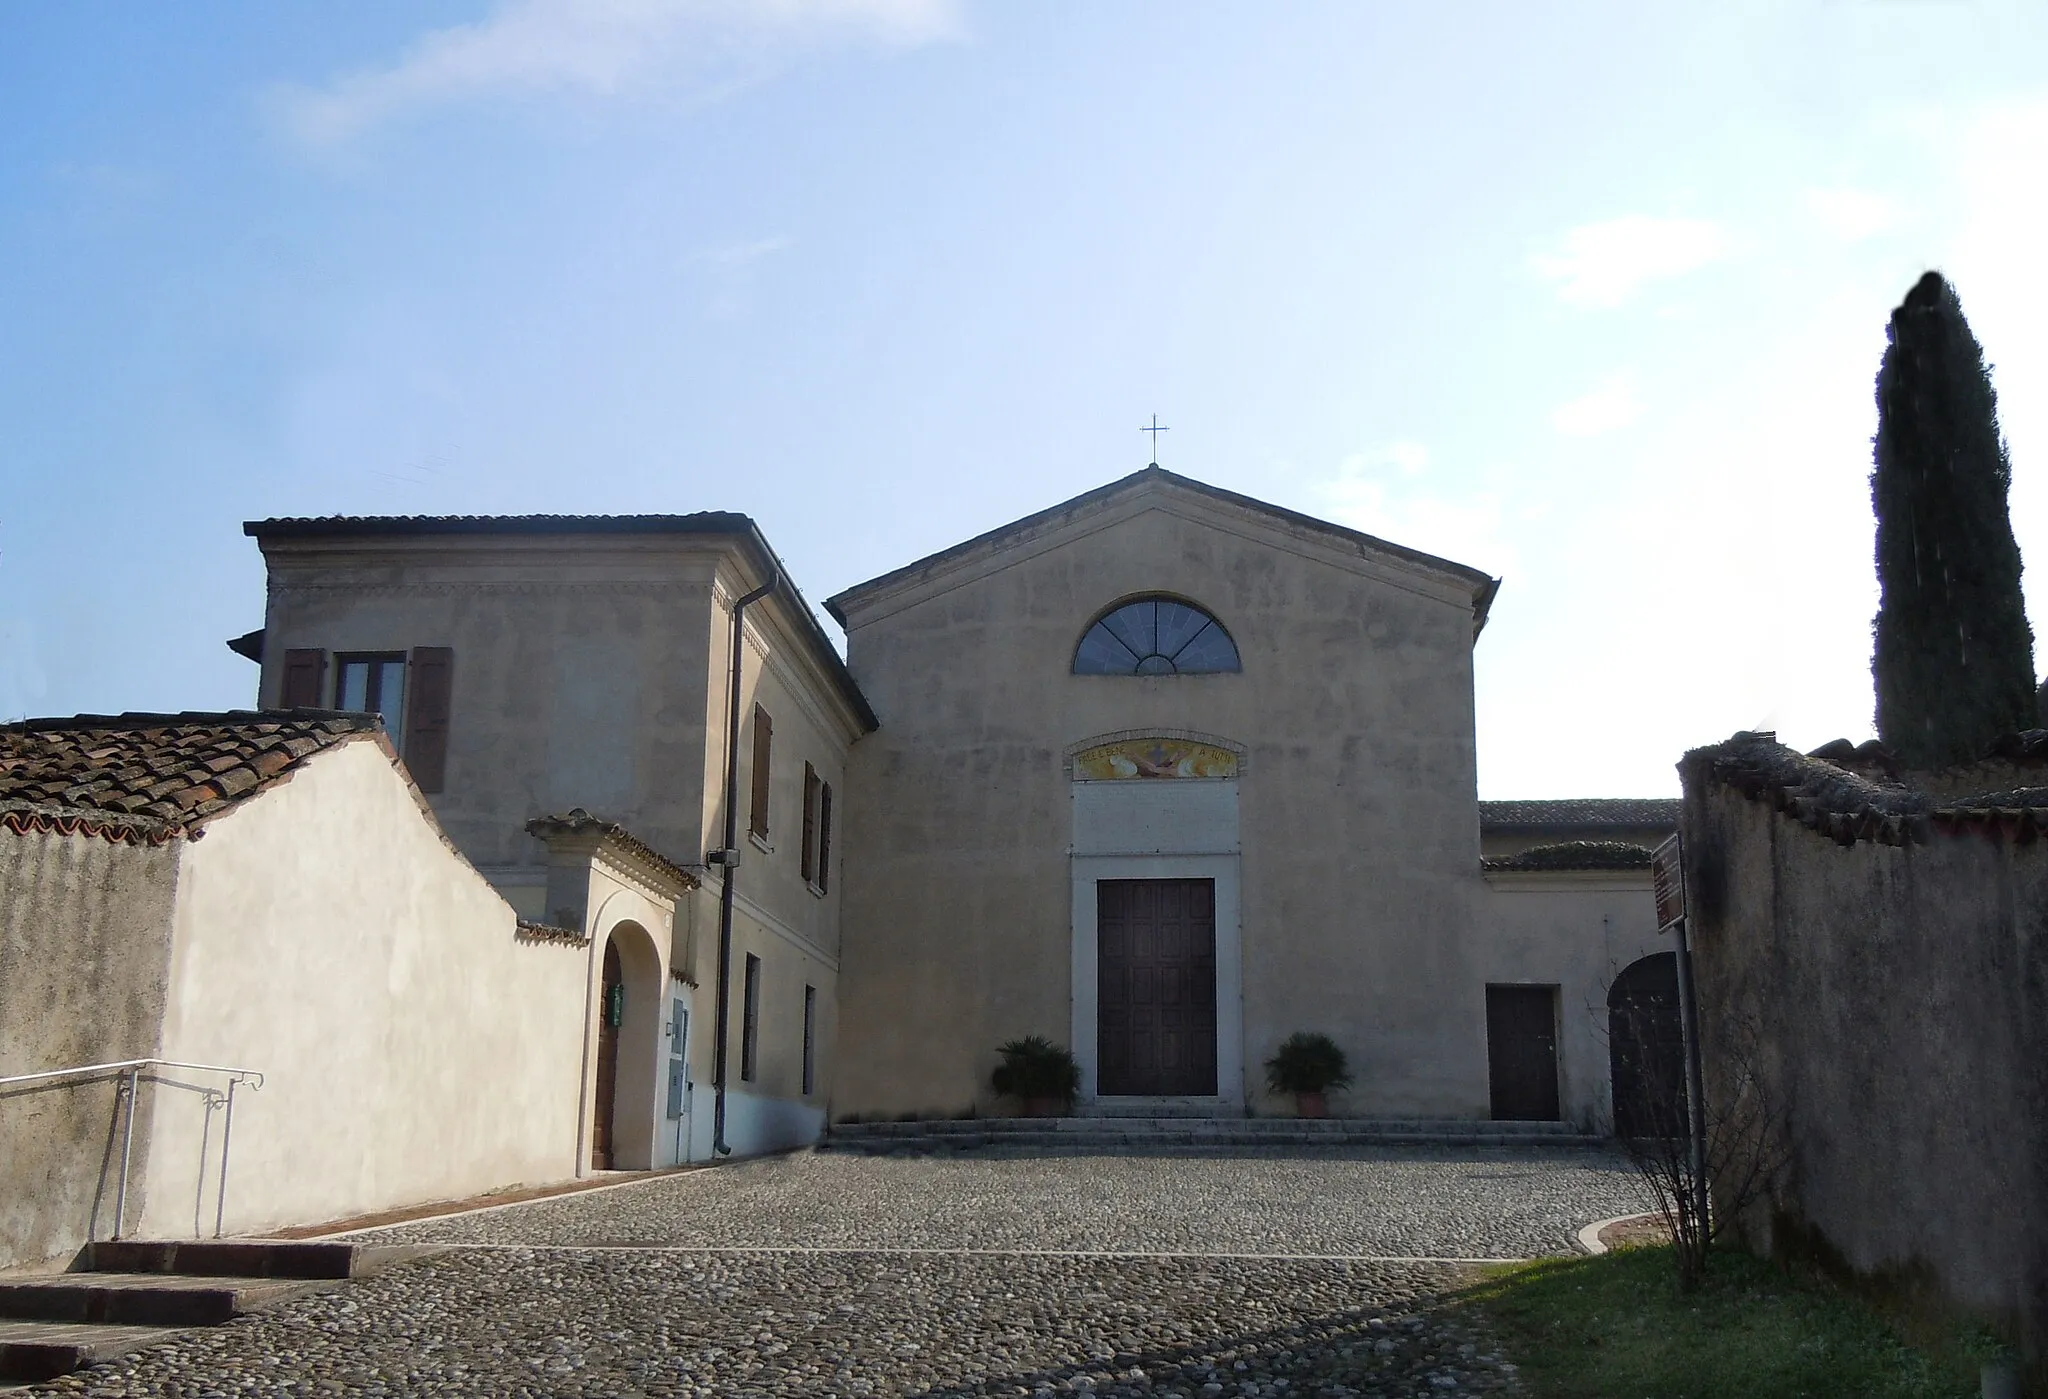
[{"x1": 4, "y1": 2, "x2": 2046, "y2": 796}]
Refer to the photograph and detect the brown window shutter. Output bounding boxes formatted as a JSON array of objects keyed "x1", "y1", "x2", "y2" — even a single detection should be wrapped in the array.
[
  {"x1": 281, "y1": 649, "x2": 326, "y2": 709},
  {"x1": 405, "y1": 647, "x2": 455, "y2": 794},
  {"x1": 817, "y1": 781, "x2": 833, "y2": 892},
  {"x1": 749, "y1": 706, "x2": 772, "y2": 837},
  {"x1": 800, "y1": 763, "x2": 819, "y2": 882}
]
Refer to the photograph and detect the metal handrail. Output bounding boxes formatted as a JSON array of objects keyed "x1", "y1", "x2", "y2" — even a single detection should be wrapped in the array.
[
  {"x1": 0, "y1": 1058, "x2": 265, "y2": 1091},
  {"x1": 1, "y1": 1057, "x2": 264, "y2": 1240}
]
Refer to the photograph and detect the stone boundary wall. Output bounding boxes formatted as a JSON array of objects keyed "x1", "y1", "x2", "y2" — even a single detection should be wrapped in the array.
[
  {"x1": 1680, "y1": 731, "x2": 2047, "y2": 1376},
  {"x1": 0, "y1": 830, "x2": 181, "y2": 1273}
]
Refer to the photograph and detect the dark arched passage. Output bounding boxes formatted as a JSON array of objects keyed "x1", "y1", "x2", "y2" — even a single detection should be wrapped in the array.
[{"x1": 1608, "y1": 952, "x2": 1686, "y2": 1137}]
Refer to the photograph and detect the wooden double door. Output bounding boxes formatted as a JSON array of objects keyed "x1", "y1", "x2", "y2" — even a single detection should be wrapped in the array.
[{"x1": 1097, "y1": 878, "x2": 1218, "y2": 1097}]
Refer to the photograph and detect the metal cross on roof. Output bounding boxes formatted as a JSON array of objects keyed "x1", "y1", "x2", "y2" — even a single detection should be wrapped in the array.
[{"x1": 1141, "y1": 414, "x2": 1169, "y2": 465}]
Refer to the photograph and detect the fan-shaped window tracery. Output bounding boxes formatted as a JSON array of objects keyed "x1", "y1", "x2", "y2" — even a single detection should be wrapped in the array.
[{"x1": 1073, "y1": 597, "x2": 1241, "y2": 675}]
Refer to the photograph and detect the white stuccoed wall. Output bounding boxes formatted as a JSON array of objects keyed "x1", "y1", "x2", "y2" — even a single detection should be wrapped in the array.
[
  {"x1": 1478, "y1": 870, "x2": 1666, "y2": 1129},
  {"x1": 140, "y1": 738, "x2": 588, "y2": 1239}
]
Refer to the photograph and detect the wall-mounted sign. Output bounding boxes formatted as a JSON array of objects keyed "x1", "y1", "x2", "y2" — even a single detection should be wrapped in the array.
[
  {"x1": 1073, "y1": 738, "x2": 1238, "y2": 780},
  {"x1": 1652, "y1": 833, "x2": 1685, "y2": 931}
]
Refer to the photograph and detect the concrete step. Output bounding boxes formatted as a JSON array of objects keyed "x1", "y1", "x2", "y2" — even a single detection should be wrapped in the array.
[
  {"x1": 823, "y1": 1117, "x2": 1605, "y2": 1153},
  {"x1": 0, "y1": 1240, "x2": 443, "y2": 1383},
  {"x1": 79, "y1": 1238, "x2": 425, "y2": 1280},
  {"x1": 0, "y1": 1272, "x2": 340, "y2": 1328},
  {"x1": 0, "y1": 1319, "x2": 174, "y2": 1385},
  {"x1": 830, "y1": 1115, "x2": 1594, "y2": 1138}
]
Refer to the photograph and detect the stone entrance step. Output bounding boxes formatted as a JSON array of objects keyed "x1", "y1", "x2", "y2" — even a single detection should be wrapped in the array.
[
  {"x1": 0, "y1": 1319, "x2": 172, "y2": 1386},
  {"x1": 0, "y1": 1271, "x2": 340, "y2": 1328},
  {"x1": 0, "y1": 1239, "x2": 436, "y2": 1383},
  {"x1": 822, "y1": 1115, "x2": 1605, "y2": 1154}
]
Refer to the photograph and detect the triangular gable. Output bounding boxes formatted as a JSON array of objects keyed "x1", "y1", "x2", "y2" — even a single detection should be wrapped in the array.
[{"x1": 826, "y1": 466, "x2": 1500, "y2": 634}]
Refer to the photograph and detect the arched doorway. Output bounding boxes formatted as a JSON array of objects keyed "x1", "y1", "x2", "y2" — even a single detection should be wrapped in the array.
[
  {"x1": 590, "y1": 921, "x2": 663, "y2": 1171},
  {"x1": 592, "y1": 941, "x2": 624, "y2": 1169},
  {"x1": 1608, "y1": 952, "x2": 1685, "y2": 1137}
]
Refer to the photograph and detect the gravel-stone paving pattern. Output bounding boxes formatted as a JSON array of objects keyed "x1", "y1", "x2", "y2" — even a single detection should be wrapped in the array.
[
  {"x1": 26, "y1": 1248, "x2": 1518, "y2": 1398},
  {"x1": 358, "y1": 1147, "x2": 1649, "y2": 1260},
  {"x1": 19, "y1": 1150, "x2": 1649, "y2": 1396}
]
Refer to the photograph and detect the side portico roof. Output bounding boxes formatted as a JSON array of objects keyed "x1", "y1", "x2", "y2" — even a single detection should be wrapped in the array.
[
  {"x1": 244, "y1": 512, "x2": 877, "y2": 733},
  {"x1": 825, "y1": 465, "x2": 1502, "y2": 635}
]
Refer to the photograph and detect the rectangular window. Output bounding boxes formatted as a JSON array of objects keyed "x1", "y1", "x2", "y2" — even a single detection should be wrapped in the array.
[
  {"x1": 817, "y1": 781, "x2": 833, "y2": 892},
  {"x1": 749, "y1": 706, "x2": 773, "y2": 839},
  {"x1": 741, "y1": 953, "x2": 762, "y2": 1082},
  {"x1": 801, "y1": 763, "x2": 821, "y2": 883},
  {"x1": 802, "y1": 984, "x2": 817, "y2": 1096},
  {"x1": 335, "y1": 654, "x2": 408, "y2": 751}
]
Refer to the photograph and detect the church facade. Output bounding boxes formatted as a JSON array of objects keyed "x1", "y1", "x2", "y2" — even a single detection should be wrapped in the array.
[{"x1": 829, "y1": 467, "x2": 1667, "y2": 1122}]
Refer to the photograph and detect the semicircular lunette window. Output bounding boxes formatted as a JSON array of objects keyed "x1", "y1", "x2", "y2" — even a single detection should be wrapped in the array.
[{"x1": 1073, "y1": 597, "x2": 1241, "y2": 675}]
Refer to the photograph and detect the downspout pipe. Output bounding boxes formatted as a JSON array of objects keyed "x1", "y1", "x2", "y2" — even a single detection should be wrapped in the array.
[{"x1": 712, "y1": 564, "x2": 778, "y2": 1157}]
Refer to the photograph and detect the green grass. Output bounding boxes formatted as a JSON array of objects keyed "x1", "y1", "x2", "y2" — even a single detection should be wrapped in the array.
[{"x1": 1455, "y1": 1243, "x2": 1988, "y2": 1399}]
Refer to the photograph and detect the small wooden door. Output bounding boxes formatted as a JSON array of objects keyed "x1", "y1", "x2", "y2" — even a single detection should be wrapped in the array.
[
  {"x1": 1098, "y1": 879, "x2": 1218, "y2": 1097},
  {"x1": 592, "y1": 941, "x2": 623, "y2": 1169},
  {"x1": 1486, "y1": 984, "x2": 1560, "y2": 1121}
]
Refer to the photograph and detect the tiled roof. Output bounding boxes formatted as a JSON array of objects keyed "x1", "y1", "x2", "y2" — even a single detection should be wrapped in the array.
[
  {"x1": 1483, "y1": 840, "x2": 1657, "y2": 873},
  {"x1": 1479, "y1": 799, "x2": 1680, "y2": 830},
  {"x1": 243, "y1": 513, "x2": 753, "y2": 539},
  {"x1": 1685, "y1": 730, "x2": 2048, "y2": 847},
  {"x1": 515, "y1": 920, "x2": 591, "y2": 947},
  {"x1": 0, "y1": 711, "x2": 384, "y2": 844},
  {"x1": 524, "y1": 808, "x2": 700, "y2": 891}
]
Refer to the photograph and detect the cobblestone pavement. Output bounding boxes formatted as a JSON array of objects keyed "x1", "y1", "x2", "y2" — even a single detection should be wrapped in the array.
[
  {"x1": 26, "y1": 1149, "x2": 1650, "y2": 1397},
  {"x1": 359, "y1": 1146, "x2": 1648, "y2": 1260}
]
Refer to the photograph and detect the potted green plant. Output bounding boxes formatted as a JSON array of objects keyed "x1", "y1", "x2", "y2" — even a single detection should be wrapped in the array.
[
  {"x1": 990, "y1": 1035, "x2": 1081, "y2": 1117},
  {"x1": 1265, "y1": 1032, "x2": 1351, "y2": 1118}
]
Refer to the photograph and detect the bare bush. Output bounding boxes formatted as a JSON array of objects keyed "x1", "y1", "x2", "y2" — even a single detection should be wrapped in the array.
[{"x1": 1612, "y1": 1005, "x2": 1788, "y2": 1290}]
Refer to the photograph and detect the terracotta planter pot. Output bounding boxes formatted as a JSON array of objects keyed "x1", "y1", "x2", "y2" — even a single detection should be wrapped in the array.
[
  {"x1": 1295, "y1": 1090, "x2": 1329, "y2": 1119},
  {"x1": 1023, "y1": 1096, "x2": 1064, "y2": 1118}
]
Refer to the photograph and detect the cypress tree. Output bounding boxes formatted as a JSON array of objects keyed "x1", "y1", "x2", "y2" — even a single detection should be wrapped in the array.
[{"x1": 1871, "y1": 271, "x2": 2037, "y2": 767}]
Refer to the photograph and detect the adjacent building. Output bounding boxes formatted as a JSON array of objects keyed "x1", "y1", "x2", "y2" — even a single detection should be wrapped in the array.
[{"x1": 240, "y1": 514, "x2": 875, "y2": 1162}]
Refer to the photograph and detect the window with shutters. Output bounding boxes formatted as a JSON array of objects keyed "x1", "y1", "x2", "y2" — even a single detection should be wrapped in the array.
[
  {"x1": 817, "y1": 781, "x2": 833, "y2": 893},
  {"x1": 801, "y1": 984, "x2": 817, "y2": 1096},
  {"x1": 335, "y1": 654, "x2": 408, "y2": 749},
  {"x1": 403, "y1": 647, "x2": 454, "y2": 794},
  {"x1": 281, "y1": 649, "x2": 327, "y2": 710},
  {"x1": 749, "y1": 706, "x2": 773, "y2": 842},
  {"x1": 741, "y1": 954, "x2": 763, "y2": 1082},
  {"x1": 800, "y1": 763, "x2": 821, "y2": 884}
]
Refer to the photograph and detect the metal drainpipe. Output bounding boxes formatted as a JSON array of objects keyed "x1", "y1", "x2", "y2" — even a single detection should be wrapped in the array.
[{"x1": 713, "y1": 565, "x2": 778, "y2": 1157}]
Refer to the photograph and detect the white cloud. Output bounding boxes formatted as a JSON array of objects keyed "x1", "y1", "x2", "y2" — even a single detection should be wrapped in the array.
[
  {"x1": 1531, "y1": 216, "x2": 1731, "y2": 308},
  {"x1": 1804, "y1": 187, "x2": 1899, "y2": 242},
  {"x1": 271, "y1": 0, "x2": 961, "y2": 146},
  {"x1": 1551, "y1": 370, "x2": 1641, "y2": 437}
]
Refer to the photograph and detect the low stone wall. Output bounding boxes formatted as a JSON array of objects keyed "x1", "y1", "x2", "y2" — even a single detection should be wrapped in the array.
[{"x1": 1681, "y1": 731, "x2": 2047, "y2": 1375}]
